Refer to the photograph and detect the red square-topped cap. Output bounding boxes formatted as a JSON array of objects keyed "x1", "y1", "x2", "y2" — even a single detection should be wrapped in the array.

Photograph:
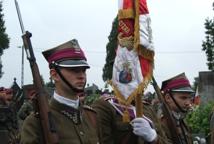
[{"x1": 161, "y1": 73, "x2": 194, "y2": 93}]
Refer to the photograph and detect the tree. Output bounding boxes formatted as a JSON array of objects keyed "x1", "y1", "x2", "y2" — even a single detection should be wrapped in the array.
[
  {"x1": 185, "y1": 101, "x2": 214, "y2": 141},
  {"x1": 102, "y1": 16, "x2": 118, "y2": 81},
  {"x1": 202, "y1": 2, "x2": 214, "y2": 71},
  {"x1": 0, "y1": 1, "x2": 10, "y2": 78}
]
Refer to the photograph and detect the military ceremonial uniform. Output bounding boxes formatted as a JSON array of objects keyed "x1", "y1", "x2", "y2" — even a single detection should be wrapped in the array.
[
  {"x1": 159, "y1": 73, "x2": 194, "y2": 144},
  {"x1": 21, "y1": 98, "x2": 98, "y2": 144},
  {"x1": 0, "y1": 88, "x2": 20, "y2": 144},
  {"x1": 0, "y1": 104, "x2": 11, "y2": 144},
  {"x1": 93, "y1": 97, "x2": 172, "y2": 144},
  {"x1": 160, "y1": 113, "x2": 192, "y2": 144},
  {"x1": 18, "y1": 100, "x2": 34, "y2": 121}
]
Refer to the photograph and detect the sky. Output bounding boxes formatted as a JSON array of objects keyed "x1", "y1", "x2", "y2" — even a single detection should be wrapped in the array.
[{"x1": 0, "y1": 0, "x2": 213, "y2": 92}]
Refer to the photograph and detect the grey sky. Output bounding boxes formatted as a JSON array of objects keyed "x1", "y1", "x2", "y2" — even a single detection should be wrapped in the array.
[{"x1": 0, "y1": 0, "x2": 213, "y2": 91}]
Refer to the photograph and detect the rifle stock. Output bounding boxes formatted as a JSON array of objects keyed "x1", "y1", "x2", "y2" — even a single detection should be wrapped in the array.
[
  {"x1": 151, "y1": 76, "x2": 181, "y2": 144},
  {"x1": 15, "y1": 0, "x2": 58, "y2": 143},
  {"x1": 22, "y1": 28, "x2": 58, "y2": 144}
]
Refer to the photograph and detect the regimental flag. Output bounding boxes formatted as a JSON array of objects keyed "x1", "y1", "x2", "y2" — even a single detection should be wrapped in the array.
[
  {"x1": 193, "y1": 86, "x2": 200, "y2": 106},
  {"x1": 110, "y1": 0, "x2": 154, "y2": 121}
]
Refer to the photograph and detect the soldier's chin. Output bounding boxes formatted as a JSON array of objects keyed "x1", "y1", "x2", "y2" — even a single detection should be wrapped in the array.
[
  {"x1": 75, "y1": 86, "x2": 84, "y2": 91},
  {"x1": 181, "y1": 109, "x2": 188, "y2": 113}
]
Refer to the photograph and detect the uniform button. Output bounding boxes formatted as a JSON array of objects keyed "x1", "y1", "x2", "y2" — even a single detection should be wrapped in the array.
[{"x1": 79, "y1": 131, "x2": 84, "y2": 136}]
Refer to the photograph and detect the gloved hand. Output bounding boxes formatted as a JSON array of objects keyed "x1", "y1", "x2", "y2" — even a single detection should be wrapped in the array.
[{"x1": 130, "y1": 116, "x2": 157, "y2": 142}]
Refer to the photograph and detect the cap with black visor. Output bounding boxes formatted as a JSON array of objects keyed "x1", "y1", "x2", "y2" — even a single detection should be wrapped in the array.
[
  {"x1": 161, "y1": 73, "x2": 195, "y2": 113},
  {"x1": 42, "y1": 39, "x2": 90, "y2": 93}
]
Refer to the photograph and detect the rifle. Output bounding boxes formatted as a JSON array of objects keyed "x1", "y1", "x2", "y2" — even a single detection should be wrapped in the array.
[
  {"x1": 151, "y1": 76, "x2": 182, "y2": 144},
  {"x1": 14, "y1": 0, "x2": 58, "y2": 143}
]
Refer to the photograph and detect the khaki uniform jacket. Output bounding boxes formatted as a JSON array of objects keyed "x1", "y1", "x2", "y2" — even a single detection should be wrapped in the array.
[
  {"x1": 20, "y1": 98, "x2": 99, "y2": 144},
  {"x1": 92, "y1": 98, "x2": 172, "y2": 144},
  {"x1": 160, "y1": 115, "x2": 193, "y2": 144}
]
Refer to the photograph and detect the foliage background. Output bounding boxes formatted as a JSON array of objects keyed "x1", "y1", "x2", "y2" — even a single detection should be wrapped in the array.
[
  {"x1": 202, "y1": 3, "x2": 214, "y2": 71},
  {"x1": 0, "y1": 1, "x2": 10, "y2": 78},
  {"x1": 186, "y1": 101, "x2": 214, "y2": 140}
]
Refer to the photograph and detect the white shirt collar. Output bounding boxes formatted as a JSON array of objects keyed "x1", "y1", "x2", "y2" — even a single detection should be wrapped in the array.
[{"x1": 53, "y1": 92, "x2": 79, "y2": 109}]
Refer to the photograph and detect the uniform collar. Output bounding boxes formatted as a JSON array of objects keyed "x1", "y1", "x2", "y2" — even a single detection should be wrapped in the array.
[
  {"x1": 50, "y1": 97, "x2": 82, "y2": 124},
  {"x1": 172, "y1": 111, "x2": 186, "y2": 120},
  {"x1": 53, "y1": 92, "x2": 79, "y2": 109}
]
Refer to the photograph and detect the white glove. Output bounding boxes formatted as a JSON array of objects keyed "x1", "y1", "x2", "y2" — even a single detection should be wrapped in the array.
[{"x1": 130, "y1": 116, "x2": 157, "y2": 142}]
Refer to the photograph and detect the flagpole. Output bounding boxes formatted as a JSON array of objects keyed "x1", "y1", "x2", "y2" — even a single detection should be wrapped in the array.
[
  {"x1": 135, "y1": 94, "x2": 143, "y2": 117},
  {"x1": 134, "y1": 0, "x2": 143, "y2": 117}
]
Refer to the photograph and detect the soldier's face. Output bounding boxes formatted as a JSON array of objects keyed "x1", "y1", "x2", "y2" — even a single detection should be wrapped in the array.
[
  {"x1": 61, "y1": 67, "x2": 87, "y2": 89},
  {"x1": 165, "y1": 92, "x2": 193, "y2": 112},
  {"x1": 2, "y1": 93, "x2": 12, "y2": 105},
  {"x1": 51, "y1": 67, "x2": 87, "y2": 95}
]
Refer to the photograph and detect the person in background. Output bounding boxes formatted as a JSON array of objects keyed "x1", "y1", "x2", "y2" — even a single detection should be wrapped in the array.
[
  {"x1": 0, "y1": 87, "x2": 13, "y2": 105},
  {"x1": 160, "y1": 73, "x2": 195, "y2": 144},
  {"x1": 0, "y1": 87, "x2": 20, "y2": 144},
  {"x1": 18, "y1": 84, "x2": 36, "y2": 122},
  {"x1": 0, "y1": 87, "x2": 13, "y2": 144},
  {"x1": 21, "y1": 39, "x2": 99, "y2": 144}
]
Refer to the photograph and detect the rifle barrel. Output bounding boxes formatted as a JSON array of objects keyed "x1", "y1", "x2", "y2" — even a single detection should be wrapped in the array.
[
  {"x1": 14, "y1": 1, "x2": 59, "y2": 143},
  {"x1": 14, "y1": 0, "x2": 25, "y2": 34},
  {"x1": 152, "y1": 76, "x2": 182, "y2": 144}
]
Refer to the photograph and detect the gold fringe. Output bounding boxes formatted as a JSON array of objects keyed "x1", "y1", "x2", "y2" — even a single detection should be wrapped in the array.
[
  {"x1": 111, "y1": 0, "x2": 154, "y2": 120},
  {"x1": 123, "y1": 109, "x2": 130, "y2": 122},
  {"x1": 134, "y1": 0, "x2": 140, "y2": 51},
  {"x1": 133, "y1": 0, "x2": 143, "y2": 117},
  {"x1": 118, "y1": 9, "x2": 134, "y2": 20},
  {"x1": 118, "y1": 33, "x2": 134, "y2": 50},
  {"x1": 108, "y1": 80, "x2": 132, "y2": 105},
  {"x1": 108, "y1": 73, "x2": 152, "y2": 106},
  {"x1": 108, "y1": 71, "x2": 153, "y2": 121},
  {"x1": 137, "y1": 45, "x2": 155, "y2": 61}
]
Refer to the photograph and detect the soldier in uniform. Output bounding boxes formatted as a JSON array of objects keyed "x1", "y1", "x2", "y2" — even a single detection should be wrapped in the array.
[
  {"x1": 18, "y1": 84, "x2": 35, "y2": 124},
  {"x1": 21, "y1": 39, "x2": 99, "y2": 144},
  {"x1": 93, "y1": 94, "x2": 172, "y2": 143},
  {"x1": 0, "y1": 88, "x2": 13, "y2": 144},
  {"x1": 0, "y1": 88, "x2": 13, "y2": 105},
  {"x1": 0, "y1": 87, "x2": 20, "y2": 144},
  {"x1": 160, "y1": 73, "x2": 194, "y2": 144}
]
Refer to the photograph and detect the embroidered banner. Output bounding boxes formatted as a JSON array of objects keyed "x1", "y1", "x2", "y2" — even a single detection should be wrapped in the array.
[{"x1": 111, "y1": 0, "x2": 154, "y2": 106}]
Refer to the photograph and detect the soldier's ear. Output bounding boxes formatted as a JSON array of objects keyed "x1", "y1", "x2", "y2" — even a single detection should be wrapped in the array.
[
  {"x1": 50, "y1": 69, "x2": 59, "y2": 82},
  {"x1": 164, "y1": 93, "x2": 172, "y2": 103}
]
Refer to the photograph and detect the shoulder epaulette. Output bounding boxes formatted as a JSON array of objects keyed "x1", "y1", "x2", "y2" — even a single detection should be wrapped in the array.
[
  {"x1": 83, "y1": 105, "x2": 96, "y2": 113},
  {"x1": 83, "y1": 105, "x2": 97, "y2": 128},
  {"x1": 100, "y1": 95, "x2": 114, "y2": 101}
]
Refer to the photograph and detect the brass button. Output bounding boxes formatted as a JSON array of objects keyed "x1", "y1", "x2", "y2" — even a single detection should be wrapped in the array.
[{"x1": 79, "y1": 131, "x2": 84, "y2": 136}]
